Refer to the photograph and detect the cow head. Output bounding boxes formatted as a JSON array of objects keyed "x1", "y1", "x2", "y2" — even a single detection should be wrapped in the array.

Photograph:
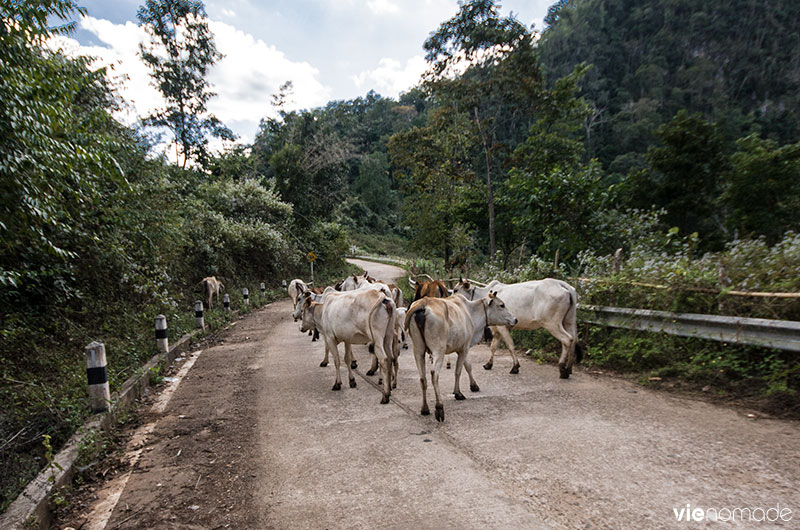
[
  {"x1": 340, "y1": 273, "x2": 368, "y2": 291},
  {"x1": 299, "y1": 297, "x2": 318, "y2": 333},
  {"x1": 485, "y1": 291, "x2": 517, "y2": 328},
  {"x1": 293, "y1": 291, "x2": 312, "y2": 321},
  {"x1": 452, "y1": 278, "x2": 475, "y2": 300}
]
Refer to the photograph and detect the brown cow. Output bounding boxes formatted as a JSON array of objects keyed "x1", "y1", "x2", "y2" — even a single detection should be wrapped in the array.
[
  {"x1": 411, "y1": 279, "x2": 449, "y2": 302},
  {"x1": 405, "y1": 292, "x2": 517, "y2": 421}
]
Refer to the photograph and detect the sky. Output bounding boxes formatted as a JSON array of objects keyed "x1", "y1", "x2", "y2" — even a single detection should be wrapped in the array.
[{"x1": 51, "y1": 0, "x2": 554, "y2": 145}]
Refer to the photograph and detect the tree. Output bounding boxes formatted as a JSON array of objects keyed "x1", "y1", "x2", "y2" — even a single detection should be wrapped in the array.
[
  {"x1": 137, "y1": 0, "x2": 234, "y2": 168},
  {"x1": 422, "y1": 0, "x2": 541, "y2": 260},
  {"x1": 625, "y1": 111, "x2": 730, "y2": 247},
  {"x1": 724, "y1": 135, "x2": 800, "y2": 243},
  {"x1": 0, "y1": 0, "x2": 124, "y2": 295},
  {"x1": 388, "y1": 109, "x2": 473, "y2": 263}
]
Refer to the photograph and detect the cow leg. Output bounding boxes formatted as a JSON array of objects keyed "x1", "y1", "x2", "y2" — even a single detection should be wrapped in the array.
[
  {"x1": 413, "y1": 345, "x2": 429, "y2": 416},
  {"x1": 344, "y1": 342, "x2": 357, "y2": 388},
  {"x1": 463, "y1": 352, "x2": 480, "y2": 392},
  {"x1": 327, "y1": 338, "x2": 343, "y2": 391},
  {"x1": 545, "y1": 321, "x2": 575, "y2": 379},
  {"x1": 485, "y1": 326, "x2": 502, "y2": 370},
  {"x1": 319, "y1": 341, "x2": 329, "y2": 367},
  {"x1": 453, "y1": 351, "x2": 466, "y2": 400},
  {"x1": 376, "y1": 348, "x2": 391, "y2": 404},
  {"x1": 494, "y1": 326, "x2": 520, "y2": 374},
  {"x1": 430, "y1": 351, "x2": 446, "y2": 422}
]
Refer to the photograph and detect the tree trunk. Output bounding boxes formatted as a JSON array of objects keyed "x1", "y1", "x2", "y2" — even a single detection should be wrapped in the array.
[{"x1": 474, "y1": 107, "x2": 496, "y2": 260}]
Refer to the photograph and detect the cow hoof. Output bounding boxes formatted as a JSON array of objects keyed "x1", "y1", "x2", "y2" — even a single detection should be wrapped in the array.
[
  {"x1": 332, "y1": 382, "x2": 342, "y2": 391},
  {"x1": 319, "y1": 361, "x2": 328, "y2": 367},
  {"x1": 311, "y1": 337, "x2": 317, "y2": 342},
  {"x1": 351, "y1": 360, "x2": 358, "y2": 369},
  {"x1": 366, "y1": 368, "x2": 376, "y2": 376},
  {"x1": 446, "y1": 362, "x2": 451, "y2": 369},
  {"x1": 403, "y1": 345, "x2": 408, "y2": 350},
  {"x1": 483, "y1": 362, "x2": 493, "y2": 371},
  {"x1": 470, "y1": 382, "x2": 480, "y2": 392},
  {"x1": 421, "y1": 407, "x2": 430, "y2": 416},
  {"x1": 308, "y1": 331, "x2": 313, "y2": 336},
  {"x1": 454, "y1": 391, "x2": 465, "y2": 401},
  {"x1": 435, "y1": 404, "x2": 445, "y2": 422},
  {"x1": 510, "y1": 365, "x2": 520, "y2": 374},
  {"x1": 380, "y1": 394, "x2": 390, "y2": 404},
  {"x1": 349, "y1": 379, "x2": 357, "y2": 388},
  {"x1": 559, "y1": 365, "x2": 570, "y2": 379},
  {"x1": 377, "y1": 378, "x2": 383, "y2": 385}
]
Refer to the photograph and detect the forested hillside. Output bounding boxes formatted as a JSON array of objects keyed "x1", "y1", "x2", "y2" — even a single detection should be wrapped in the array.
[{"x1": 538, "y1": 0, "x2": 800, "y2": 246}]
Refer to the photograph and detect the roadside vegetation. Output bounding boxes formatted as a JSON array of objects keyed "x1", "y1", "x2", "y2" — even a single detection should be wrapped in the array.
[{"x1": 2, "y1": 0, "x2": 799, "y2": 514}]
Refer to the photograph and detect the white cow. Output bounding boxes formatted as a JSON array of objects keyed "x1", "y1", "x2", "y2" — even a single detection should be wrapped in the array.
[
  {"x1": 405, "y1": 292, "x2": 517, "y2": 422},
  {"x1": 338, "y1": 271, "x2": 370, "y2": 291},
  {"x1": 288, "y1": 278, "x2": 308, "y2": 305},
  {"x1": 199, "y1": 276, "x2": 224, "y2": 309},
  {"x1": 453, "y1": 278, "x2": 582, "y2": 378},
  {"x1": 395, "y1": 307, "x2": 408, "y2": 350},
  {"x1": 299, "y1": 289, "x2": 397, "y2": 403}
]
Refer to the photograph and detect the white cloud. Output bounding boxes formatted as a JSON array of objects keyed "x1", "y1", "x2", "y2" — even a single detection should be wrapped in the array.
[
  {"x1": 221, "y1": 9, "x2": 236, "y2": 18},
  {"x1": 352, "y1": 55, "x2": 427, "y2": 98},
  {"x1": 366, "y1": 0, "x2": 400, "y2": 15},
  {"x1": 207, "y1": 19, "x2": 331, "y2": 140},
  {"x1": 47, "y1": 15, "x2": 331, "y2": 150}
]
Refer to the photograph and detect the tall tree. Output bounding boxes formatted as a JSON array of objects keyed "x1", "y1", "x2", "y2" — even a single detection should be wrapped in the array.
[
  {"x1": 422, "y1": 0, "x2": 542, "y2": 260},
  {"x1": 137, "y1": 0, "x2": 234, "y2": 168}
]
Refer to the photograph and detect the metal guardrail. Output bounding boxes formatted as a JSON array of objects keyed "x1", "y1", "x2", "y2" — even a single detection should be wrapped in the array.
[{"x1": 579, "y1": 305, "x2": 800, "y2": 352}]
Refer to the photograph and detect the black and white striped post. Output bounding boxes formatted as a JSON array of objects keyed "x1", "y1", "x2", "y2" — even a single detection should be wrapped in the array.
[
  {"x1": 85, "y1": 341, "x2": 110, "y2": 413},
  {"x1": 260, "y1": 282, "x2": 266, "y2": 297},
  {"x1": 243, "y1": 288, "x2": 250, "y2": 306},
  {"x1": 223, "y1": 293, "x2": 230, "y2": 311},
  {"x1": 155, "y1": 314, "x2": 168, "y2": 353},
  {"x1": 194, "y1": 300, "x2": 205, "y2": 329},
  {"x1": 282, "y1": 279, "x2": 287, "y2": 288}
]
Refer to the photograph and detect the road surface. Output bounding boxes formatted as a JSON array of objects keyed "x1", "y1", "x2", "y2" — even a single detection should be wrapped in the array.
[{"x1": 58, "y1": 259, "x2": 799, "y2": 529}]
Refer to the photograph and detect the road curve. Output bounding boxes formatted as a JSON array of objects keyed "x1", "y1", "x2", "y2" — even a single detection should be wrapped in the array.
[{"x1": 59, "y1": 260, "x2": 799, "y2": 530}]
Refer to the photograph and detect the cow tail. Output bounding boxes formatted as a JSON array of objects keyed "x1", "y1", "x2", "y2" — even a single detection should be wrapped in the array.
[
  {"x1": 565, "y1": 285, "x2": 583, "y2": 363},
  {"x1": 407, "y1": 304, "x2": 427, "y2": 350},
  {"x1": 381, "y1": 298, "x2": 396, "y2": 362}
]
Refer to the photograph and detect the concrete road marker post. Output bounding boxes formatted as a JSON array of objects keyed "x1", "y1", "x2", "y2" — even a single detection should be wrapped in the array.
[
  {"x1": 223, "y1": 293, "x2": 230, "y2": 311},
  {"x1": 85, "y1": 342, "x2": 110, "y2": 413},
  {"x1": 243, "y1": 288, "x2": 249, "y2": 306},
  {"x1": 194, "y1": 300, "x2": 205, "y2": 329},
  {"x1": 155, "y1": 314, "x2": 168, "y2": 353}
]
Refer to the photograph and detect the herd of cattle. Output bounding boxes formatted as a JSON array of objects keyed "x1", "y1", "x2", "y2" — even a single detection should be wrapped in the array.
[{"x1": 289, "y1": 271, "x2": 583, "y2": 422}]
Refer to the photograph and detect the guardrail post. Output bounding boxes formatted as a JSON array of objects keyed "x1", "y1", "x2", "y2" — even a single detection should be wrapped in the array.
[
  {"x1": 194, "y1": 300, "x2": 205, "y2": 329},
  {"x1": 85, "y1": 342, "x2": 110, "y2": 413},
  {"x1": 223, "y1": 293, "x2": 230, "y2": 311},
  {"x1": 282, "y1": 279, "x2": 287, "y2": 288},
  {"x1": 155, "y1": 315, "x2": 168, "y2": 353},
  {"x1": 260, "y1": 282, "x2": 266, "y2": 297},
  {"x1": 243, "y1": 288, "x2": 249, "y2": 306}
]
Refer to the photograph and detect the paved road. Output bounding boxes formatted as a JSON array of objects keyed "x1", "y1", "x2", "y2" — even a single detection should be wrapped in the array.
[{"x1": 61, "y1": 260, "x2": 799, "y2": 529}]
